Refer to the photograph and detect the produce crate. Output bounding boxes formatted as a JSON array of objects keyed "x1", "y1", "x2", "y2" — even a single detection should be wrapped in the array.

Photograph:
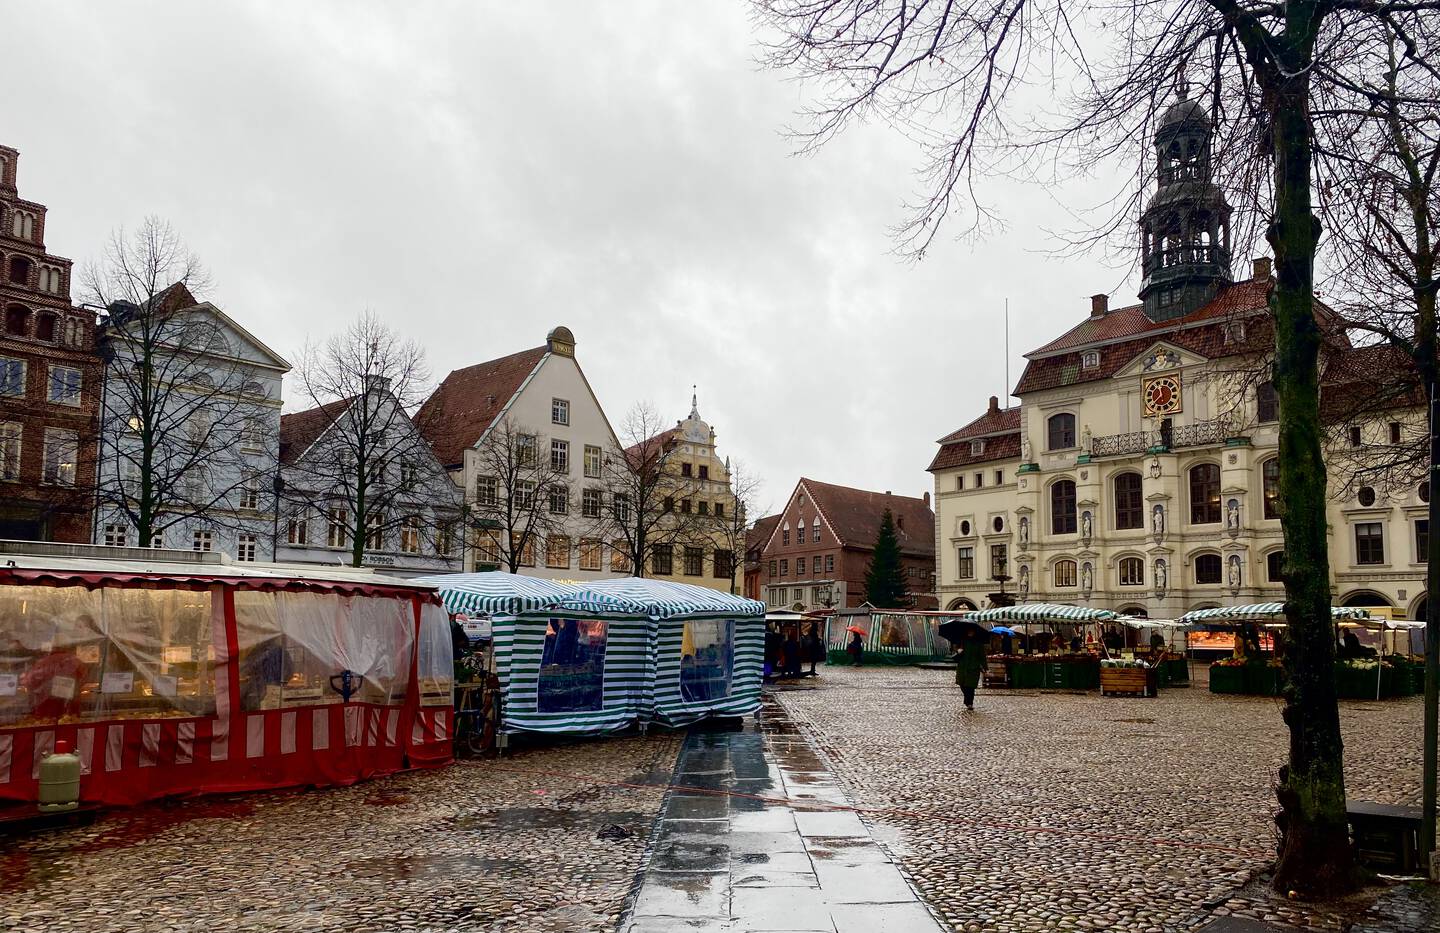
[
  {"x1": 983, "y1": 659, "x2": 1009, "y2": 688},
  {"x1": 1100, "y1": 667, "x2": 1155, "y2": 697}
]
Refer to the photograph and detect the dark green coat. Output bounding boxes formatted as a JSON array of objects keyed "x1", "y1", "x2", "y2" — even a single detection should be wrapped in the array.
[{"x1": 955, "y1": 637, "x2": 987, "y2": 689}]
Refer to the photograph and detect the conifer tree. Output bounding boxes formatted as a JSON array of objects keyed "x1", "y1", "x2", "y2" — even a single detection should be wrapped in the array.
[{"x1": 864, "y1": 509, "x2": 908, "y2": 608}]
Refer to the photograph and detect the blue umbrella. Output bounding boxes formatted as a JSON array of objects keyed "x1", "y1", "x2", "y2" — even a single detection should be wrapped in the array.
[{"x1": 991, "y1": 626, "x2": 1018, "y2": 636}]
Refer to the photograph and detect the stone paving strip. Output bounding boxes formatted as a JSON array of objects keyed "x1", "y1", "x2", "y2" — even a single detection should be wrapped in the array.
[{"x1": 620, "y1": 704, "x2": 946, "y2": 933}]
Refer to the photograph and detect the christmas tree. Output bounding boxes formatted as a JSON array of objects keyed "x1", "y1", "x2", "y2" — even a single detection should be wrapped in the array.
[{"x1": 864, "y1": 508, "x2": 909, "y2": 608}]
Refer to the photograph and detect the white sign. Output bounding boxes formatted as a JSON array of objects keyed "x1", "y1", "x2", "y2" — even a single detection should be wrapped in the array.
[
  {"x1": 0, "y1": 673, "x2": 16, "y2": 697},
  {"x1": 101, "y1": 672, "x2": 135, "y2": 694},
  {"x1": 50, "y1": 675, "x2": 77, "y2": 700},
  {"x1": 151, "y1": 675, "x2": 178, "y2": 697},
  {"x1": 462, "y1": 619, "x2": 492, "y2": 640},
  {"x1": 365, "y1": 555, "x2": 396, "y2": 567}
]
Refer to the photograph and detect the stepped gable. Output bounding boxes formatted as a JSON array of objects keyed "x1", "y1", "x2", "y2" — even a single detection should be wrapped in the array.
[
  {"x1": 414, "y1": 345, "x2": 547, "y2": 467},
  {"x1": 803, "y1": 477, "x2": 935, "y2": 558}
]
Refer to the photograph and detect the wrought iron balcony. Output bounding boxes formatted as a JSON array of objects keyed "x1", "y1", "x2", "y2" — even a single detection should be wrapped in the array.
[
  {"x1": 1089, "y1": 418, "x2": 1227, "y2": 458},
  {"x1": 1142, "y1": 244, "x2": 1230, "y2": 276}
]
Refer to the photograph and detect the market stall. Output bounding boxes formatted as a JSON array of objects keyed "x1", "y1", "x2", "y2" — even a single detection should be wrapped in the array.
[
  {"x1": 1113, "y1": 616, "x2": 1191, "y2": 686},
  {"x1": 824, "y1": 610, "x2": 957, "y2": 665},
  {"x1": 584, "y1": 578, "x2": 766, "y2": 727},
  {"x1": 419, "y1": 573, "x2": 650, "y2": 737},
  {"x1": 0, "y1": 555, "x2": 451, "y2": 807},
  {"x1": 959, "y1": 603, "x2": 1121, "y2": 690}
]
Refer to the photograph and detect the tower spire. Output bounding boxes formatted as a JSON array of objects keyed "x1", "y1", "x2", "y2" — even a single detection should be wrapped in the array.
[{"x1": 690, "y1": 385, "x2": 699, "y2": 420}]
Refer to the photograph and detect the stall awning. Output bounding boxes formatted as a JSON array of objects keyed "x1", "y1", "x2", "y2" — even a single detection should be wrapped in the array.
[
  {"x1": 1178, "y1": 603, "x2": 1372, "y2": 626},
  {"x1": 413, "y1": 572, "x2": 636, "y2": 617},
  {"x1": 965, "y1": 603, "x2": 1118, "y2": 624},
  {"x1": 584, "y1": 577, "x2": 767, "y2": 620}
]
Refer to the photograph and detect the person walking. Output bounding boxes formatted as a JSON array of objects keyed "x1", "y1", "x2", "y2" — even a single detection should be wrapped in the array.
[
  {"x1": 846, "y1": 628, "x2": 864, "y2": 666},
  {"x1": 783, "y1": 628, "x2": 802, "y2": 678},
  {"x1": 801, "y1": 623, "x2": 822, "y2": 676},
  {"x1": 954, "y1": 627, "x2": 988, "y2": 711}
]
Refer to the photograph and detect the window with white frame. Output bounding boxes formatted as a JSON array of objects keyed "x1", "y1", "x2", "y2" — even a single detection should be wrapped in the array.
[
  {"x1": 549, "y1": 483, "x2": 568, "y2": 514},
  {"x1": 328, "y1": 505, "x2": 348, "y2": 548},
  {"x1": 476, "y1": 475, "x2": 498, "y2": 506},
  {"x1": 515, "y1": 479, "x2": 535, "y2": 509},
  {"x1": 582, "y1": 487, "x2": 602, "y2": 518},
  {"x1": 551, "y1": 439, "x2": 569, "y2": 472},
  {"x1": 517, "y1": 433, "x2": 537, "y2": 466},
  {"x1": 365, "y1": 512, "x2": 384, "y2": 550},
  {"x1": 287, "y1": 516, "x2": 308, "y2": 545},
  {"x1": 0, "y1": 421, "x2": 19, "y2": 479},
  {"x1": 970, "y1": 439, "x2": 985, "y2": 455},
  {"x1": 1118, "y1": 556, "x2": 1144, "y2": 586},
  {"x1": 1081, "y1": 350, "x2": 1100, "y2": 369},
  {"x1": 41, "y1": 428, "x2": 77, "y2": 485},
  {"x1": 1053, "y1": 559, "x2": 1078, "y2": 587},
  {"x1": 578, "y1": 538, "x2": 603, "y2": 571},
  {"x1": 0, "y1": 357, "x2": 24, "y2": 397},
  {"x1": 957, "y1": 546, "x2": 975, "y2": 579},
  {"x1": 148, "y1": 532, "x2": 163, "y2": 549},
  {"x1": 236, "y1": 533, "x2": 257, "y2": 562},
  {"x1": 47, "y1": 365, "x2": 82, "y2": 406},
  {"x1": 584, "y1": 444, "x2": 603, "y2": 478},
  {"x1": 239, "y1": 474, "x2": 260, "y2": 510},
  {"x1": 552, "y1": 398, "x2": 570, "y2": 425},
  {"x1": 399, "y1": 461, "x2": 419, "y2": 488},
  {"x1": 103, "y1": 524, "x2": 128, "y2": 548},
  {"x1": 400, "y1": 516, "x2": 422, "y2": 554},
  {"x1": 193, "y1": 529, "x2": 214, "y2": 552}
]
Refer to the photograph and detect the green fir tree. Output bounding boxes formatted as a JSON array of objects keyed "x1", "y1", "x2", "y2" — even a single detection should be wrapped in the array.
[{"x1": 864, "y1": 508, "x2": 909, "y2": 608}]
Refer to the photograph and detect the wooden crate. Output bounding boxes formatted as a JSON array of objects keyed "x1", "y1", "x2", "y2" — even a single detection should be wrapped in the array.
[
  {"x1": 1100, "y1": 667, "x2": 1154, "y2": 697},
  {"x1": 983, "y1": 659, "x2": 1008, "y2": 688}
]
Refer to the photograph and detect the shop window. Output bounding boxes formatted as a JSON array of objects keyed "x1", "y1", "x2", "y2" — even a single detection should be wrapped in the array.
[
  {"x1": 1114, "y1": 472, "x2": 1144, "y2": 529},
  {"x1": 1194, "y1": 553, "x2": 1222, "y2": 583},
  {"x1": 1047, "y1": 412, "x2": 1076, "y2": 450},
  {"x1": 1355, "y1": 523, "x2": 1384, "y2": 565},
  {"x1": 1050, "y1": 480, "x2": 1077, "y2": 535},
  {"x1": 1266, "y1": 551, "x2": 1285, "y2": 582},
  {"x1": 1262, "y1": 459, "x2": 1281, "y2": 519},
  {"x1": 680, "y1": 620, "x2": 734, "y2": 703},
  {"x1": 1054, "y1": 559, "x2": 1077, "y2": 587},
  {"x1": 1189, "y1": 464, "x2": 1221, "y2": 524},
  {"x1": 538, "y1": 619, "x2": 607, "y2": 713},
  {"x1": 1118, "y1": 557, "x2": 1144, "y2": 586}
]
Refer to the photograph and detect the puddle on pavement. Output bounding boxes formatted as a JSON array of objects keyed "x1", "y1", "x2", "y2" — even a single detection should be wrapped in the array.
[
  {"x1": 452, "y1": 807, "x2": 649, "y2": 832},
  {"x1": 347, "y1": 854, "x2": 520, "y2": 880}
]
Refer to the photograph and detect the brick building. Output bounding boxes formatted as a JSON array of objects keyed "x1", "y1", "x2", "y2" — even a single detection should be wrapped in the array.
[
  {"x1": 0, "y1": 145, "x2": 99, "y2": 541},
  {"x1": 757, "y1": 478, "x2": 936, "y2": 610}
]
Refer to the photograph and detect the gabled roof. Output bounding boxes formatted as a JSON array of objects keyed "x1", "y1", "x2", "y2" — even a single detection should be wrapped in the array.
[
  {"x1": 746, "y1": 514, "x2": 781, "y2": 556},
  {"x1": 626, "y1": 426, "x2": 679, "y2": 459},
  {"x1": 928, "y1": 432, "x2": 1022, "y2": 472},
  {"x1": 414, "y1": 346, "x2": 548, "y2": 466},
  {"x1": 105, "y1": 281, "x2": 292, "y2": 373},
  {"x1": 937, "y1": 400, "x2": 1021, "y2": 443},
  {"x1": 1319, "y1": 343, "x2": 1425, "y2": 421},
  {"x1": 798, "y1": 478, "x2": 935, "y2": 558},
  {"x1": 279, "y1": 396, "x2": 356, "y2": 465}
]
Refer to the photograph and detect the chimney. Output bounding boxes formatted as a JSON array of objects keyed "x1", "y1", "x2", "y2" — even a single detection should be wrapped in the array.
[
  {"x1": 1090, "y1": 294, "x2": 1108, "y2": 319},
  {"x1": 884, "y1": 490, "x2": 892, "y2": 496},
  {"x1": 923, "y1": 491, "x2": 931, "y2": 508},
  {"x1": 987, "y1": 395, "x2": 999, "y2": 414},
  {"x1": 1252, "y1": 257, "x2": 1272, "y2": 282}
]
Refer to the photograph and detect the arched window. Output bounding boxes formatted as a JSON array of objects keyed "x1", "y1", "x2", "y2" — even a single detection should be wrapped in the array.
[
  {"x1": 1189, "y1": 463, "x2": 1221, "y2": 524},
  {"x1": 1047, "y1": 413, "x2": 1076, "y2": 450},
  {"x1": 1050, "y1": 479, "x2": 1077, "y2": 535},
  {"x1": 1053, "y1": 559, "x2": 1077, "y2": 587},
  {"x1": 4, "y1": 304, "x2": 29, "y2": 336},
  {"x1": 1113, "y1": 472, "x2": 1144, "y2": 529},
  {"x1": 1262, "y1": 458, "x2": 1281, "y2": 519},
  {"x1": 34, "y1": 313, "x2": 55, "y2": 342},
  {"x1": 1257, "y1": 382, "x2": 1278, "y2": 423},
  {"x1": 1118, "y1": 557, "x2": 1144, "y2": 586},
  {"x1": 7, "y1": 255, "x2": 32, "y2": 286},
  {"x1": 1194, "y1": 553, "x2": 1222, "y2": 584},
  {"x1": 11, "y1": 211, "x2": 34, "y2": 240},
  {"x1": 797, "y1": 519, "x2": 806, "y2": 543},
  {"x1": 1266, "y1": 551, "x2": 1285, "y2": 582}
]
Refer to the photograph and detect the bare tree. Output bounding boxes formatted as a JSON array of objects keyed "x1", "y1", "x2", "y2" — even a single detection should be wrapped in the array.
[
  {"x1": 88, "y1": 218, "x2": 271, "y2": 550},
  {"x1": 592, "y1": 402, "x2": 707, "y2": 578},
  {"x1": 755, "y1": 0, "x2": 1440, "y2": 893},
  {"x1": 282, "y1": 313, "x2": 457, "y2": 568},
  {"x1": 468, "y1": 417, "x2": 571, "y2": 574},
  {"x1": 714, "y1": 459, "x2": 764, "y2": 594}
]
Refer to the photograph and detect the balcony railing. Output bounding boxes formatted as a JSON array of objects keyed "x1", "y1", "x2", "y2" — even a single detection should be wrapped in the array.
[
  {"x1": 1143, "y1": 244, "x2": 1229, "y2": 276},
  {"x1": 1089, "y1": 418, "x2": 1227, "y2": 457}
]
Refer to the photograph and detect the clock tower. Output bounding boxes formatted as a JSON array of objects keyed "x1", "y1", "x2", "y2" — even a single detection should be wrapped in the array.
[{"x1": 1137, "y1": 92, "x2": 1233, "y2": 322}]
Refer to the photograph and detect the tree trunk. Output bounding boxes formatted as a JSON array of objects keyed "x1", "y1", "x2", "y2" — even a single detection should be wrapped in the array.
[{"x1": 1267, "y1": 76, "x2": 1359, "y2": 895}]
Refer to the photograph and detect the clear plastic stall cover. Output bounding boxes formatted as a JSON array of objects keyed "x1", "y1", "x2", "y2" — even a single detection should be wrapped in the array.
[
  {"x1": 680, "y1": 619, "x2": 734, "y2": 703},
  {"x1": 0, "y1": 584, "x2": 215, "y2": 727},
  {"x1": 233, "y1": 591, "x2": 414, "y2": 709},
  {"x1": 415, "y1": 602, "x2": 455, "y2": 707}
]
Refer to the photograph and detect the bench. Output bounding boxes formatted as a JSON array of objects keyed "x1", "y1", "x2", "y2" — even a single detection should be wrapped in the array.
[{"x1": 1347, "y1": 800, "x2": 1423, "y2": 872}]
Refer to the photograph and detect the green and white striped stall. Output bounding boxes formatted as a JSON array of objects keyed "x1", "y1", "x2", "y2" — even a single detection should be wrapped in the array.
[
  {"x1": 964, "y1": 603, "x2": 1120, "y2": 624},
  {"x1": 1179, "y1": 603, "x2": 1372, "y2": 626},
  {"x1": 419, "y1": 572, "x2": 652, "y2": 737},
  {"x1": 585, "y1": 578, "x2": 767, "y2": 728}
]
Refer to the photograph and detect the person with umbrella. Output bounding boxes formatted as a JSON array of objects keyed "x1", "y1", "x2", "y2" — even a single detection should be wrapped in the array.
[
  {"x1": 845, "y1": 625, "x2": 866, "y2": 666},
  {"x1": 939, "y1": 617, "x2": 989, "y2": 711}
]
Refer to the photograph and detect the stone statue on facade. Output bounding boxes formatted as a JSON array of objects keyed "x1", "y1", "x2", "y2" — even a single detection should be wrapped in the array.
[
  {"x1": 1080, "y1": 562, "x2": 1093, "y2": 594},
  {"x1": 1081, "y1": 425, "x2": 1093, "y2": 455},
  {"x1": 1151, "y1": 503, "x2": 1166, "y2": 540},
  {"x1": 1226, "y1": 499, "x2": 1241, "y2": 536},
  {"x1": 1018, "y1": 564, "x2": 1030, "y2": 599},
  {"x1": 1154, "y1": 558, "x2": 1168, "y2": 594},
  {"x1": 1080, "y1": 510, "x2": 1093, "y2": 545},
  {"x1": 1227, "y1": 553, "x2": 1243, "y2": 591},
  {"x1": 1021, "y1": 435, "x2": 1033, "y2": 463},
  {"x1": 1018, "y1": 515, "x2": 1030, "y2": 550}
]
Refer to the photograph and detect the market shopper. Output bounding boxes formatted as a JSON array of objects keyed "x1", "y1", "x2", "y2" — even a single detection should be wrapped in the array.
[
  {"x1": 954, "y1": 628, "x2": 987, "y2": 711},
  {"x1": 783, "y1": 629, "x2": 802, "y2": 678},
  {"x1": 846, "y1": 629, "x2": 864, "y2": 666},
  {"x1": 801, "y1": 623, "x2": 822, "y2": 676}
]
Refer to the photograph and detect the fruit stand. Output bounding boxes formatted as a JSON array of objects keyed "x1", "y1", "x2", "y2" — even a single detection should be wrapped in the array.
[{"x1": 959, "y1": 603, "x2": 1119, "y2": 691}]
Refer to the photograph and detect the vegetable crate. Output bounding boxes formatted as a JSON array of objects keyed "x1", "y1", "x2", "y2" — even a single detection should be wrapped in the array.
[{"x1": 1100, "y1": 667, "x2": 1156, "y2": 698}]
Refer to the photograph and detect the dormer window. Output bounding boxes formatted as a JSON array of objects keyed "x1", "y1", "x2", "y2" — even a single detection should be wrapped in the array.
[
  {"x1": 1222, "y1": 321, "x2": 1245, "y2": 344},
  {"x1": 1081, "y1": 350, "x2": 1100, "y2": 369},
  {"x1": 970, "y1": 439, "x2": 985, "y2": 455}
]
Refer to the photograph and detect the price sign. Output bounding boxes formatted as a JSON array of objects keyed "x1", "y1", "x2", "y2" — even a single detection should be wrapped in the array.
[
  {"x1": 101, "y1": 672, "x2": 135, "y2": 694},
  {"x1": 50, "y1": 675, "x2": 77, "y2": 700},
  {"x1": 151, "y1": 675, "x2": 178, "y2": 697},
  {"x1": 0, "y1": 673, "x2": 16, "y2": 696}
]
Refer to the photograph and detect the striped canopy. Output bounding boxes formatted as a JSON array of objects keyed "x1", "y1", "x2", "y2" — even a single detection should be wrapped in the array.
[
  {"x1": 965, "y1": 603, "x2": 1119, "y2": 624},
  {"x1": 412, "y1": 572, "x2": 637, "y2": 617},
  {"x1": 583, "y1": 577, "x2": 767, "y2": 620},
  {"x1": 1178, "y1": 603, "x2": 1372, "y2": 626}
]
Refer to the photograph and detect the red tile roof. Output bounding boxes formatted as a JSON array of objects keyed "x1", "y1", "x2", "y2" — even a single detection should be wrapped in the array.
[
  {"x1": 1319, "y1": 343, "x2": 1425, "y2": 421},
  {"x1": 802, "y1": 478, "x2": 935, "y2": 558},
  {"x1": 626, "y1": 426, "x2": 679, "y2": 460},
  {"x1": 937, "y1": 402, "x2": 1021, "y2": 443},
  {"x1": 279, "y1": 396, "x2": 354, "y2": 464},
  {"x1": 746, "y1": 514, "x2": 781, "y2": 558},
  {"x1": 927, "y1": 432, "x2": 1022, "y2": 472},
  {"x1": 414, "y1": 346, "x2": 547, "y2": 467}
]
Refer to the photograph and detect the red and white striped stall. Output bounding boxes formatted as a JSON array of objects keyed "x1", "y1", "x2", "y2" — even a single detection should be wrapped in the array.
[{"x1": 0, "y1": 553, "x2": 453, "y2": 807}]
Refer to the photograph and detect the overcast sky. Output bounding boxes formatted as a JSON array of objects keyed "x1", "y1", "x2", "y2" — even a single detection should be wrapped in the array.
[{"x1": 8, "y1": 1, "x2": 1146, "y2": 516}]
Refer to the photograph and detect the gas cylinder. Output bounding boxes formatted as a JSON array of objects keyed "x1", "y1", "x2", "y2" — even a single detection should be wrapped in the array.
[{"x1": 37, "y1": 739, "x2": 81, "y2": 812}]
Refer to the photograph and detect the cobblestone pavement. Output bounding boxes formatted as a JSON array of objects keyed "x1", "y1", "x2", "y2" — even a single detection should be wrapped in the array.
[
  {"x1": 0, "y1": 733, "x2": 682, "y2": 933},
  {"x1": 774, "y1": 665, "x2": 1431, "y2": 933}
]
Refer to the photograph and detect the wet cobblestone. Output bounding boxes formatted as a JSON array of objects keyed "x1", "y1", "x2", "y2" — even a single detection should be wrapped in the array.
[
  {"x1": 1, "y1": 733, "x2": 681, "y2": 933},
  {"x1": 774, "y1": 665, "x2": 1432, "y2": 933}
]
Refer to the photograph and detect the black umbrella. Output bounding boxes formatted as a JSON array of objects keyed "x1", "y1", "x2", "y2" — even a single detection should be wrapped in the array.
[{"x1": 938, "y1": 616, "x2": 993, "y2": 644}]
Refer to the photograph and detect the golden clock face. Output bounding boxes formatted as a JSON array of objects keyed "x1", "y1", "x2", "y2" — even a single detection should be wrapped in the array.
[{"x1": 1143, "y1": 375, "x2": 1183, "y2": 416}]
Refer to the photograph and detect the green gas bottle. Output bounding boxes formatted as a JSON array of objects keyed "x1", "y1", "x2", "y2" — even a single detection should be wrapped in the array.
[{"x1": 37, "y1": 739, "x2": 81, "y2": 812}]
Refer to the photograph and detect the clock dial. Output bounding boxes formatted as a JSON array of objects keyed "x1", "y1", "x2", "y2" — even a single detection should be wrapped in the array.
[{"x1": 1143, "y1": 375, "x2": 1183, "y2": 416}]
